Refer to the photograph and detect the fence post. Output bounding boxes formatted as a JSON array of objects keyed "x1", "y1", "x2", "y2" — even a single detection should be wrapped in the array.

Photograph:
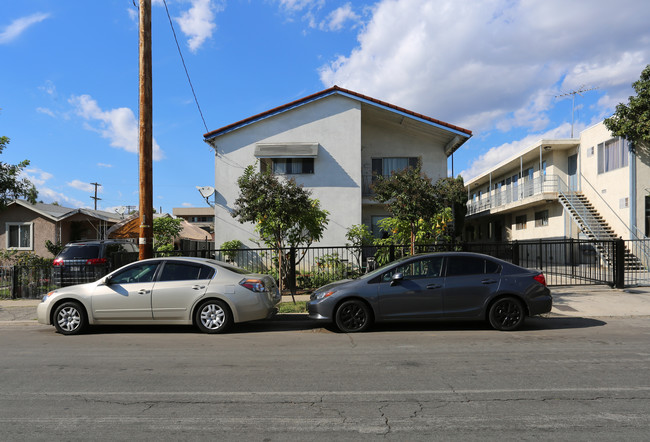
[
  {"x1": 512, "y1": 240, "x2": 519, "y2": 266},
  {"x1": 615, "y1": 238, "x2": 625, "y2": 288},
  {"x1": 11, "y1": 266, "x2": 19, "y2": 299},
  {"x1": 289, "y1": 247, "x2": 297, "y2": 294},
  {"x1": 389, "y1": 244, "x2": 395, "y2": 262}
]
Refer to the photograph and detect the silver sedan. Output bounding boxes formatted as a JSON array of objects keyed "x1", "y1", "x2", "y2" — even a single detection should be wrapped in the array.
[{"x1": 37, "y1": 257, "x2": 281, "y2": 335}]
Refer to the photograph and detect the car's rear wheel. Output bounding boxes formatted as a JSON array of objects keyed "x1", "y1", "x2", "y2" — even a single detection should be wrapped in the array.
[
  {"x1": 195, "y1": 300, "x2": 232, "y2": 334},
  {"x1": 53, "y1": 302, "x2": 87, "y2": 335},
  {"x1": 488, "y1": 297, "x2": 525, "y2": 331},
  {"x1": 335, "y1": 300, "x2": 371, "y2": 333}
]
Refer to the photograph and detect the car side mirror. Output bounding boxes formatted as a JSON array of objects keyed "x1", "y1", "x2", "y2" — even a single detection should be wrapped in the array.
[
  {"x1": 390, "y1": 273, "x2": 404, "y2": 286},
  {"x1": 104, "y1": 275, "x2": 113, "y2": 285}
]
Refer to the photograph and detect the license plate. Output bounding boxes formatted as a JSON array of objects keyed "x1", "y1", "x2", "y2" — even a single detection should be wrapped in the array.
[{"x1": 70, "y1": 266, "x2": 81, "y2": 272}]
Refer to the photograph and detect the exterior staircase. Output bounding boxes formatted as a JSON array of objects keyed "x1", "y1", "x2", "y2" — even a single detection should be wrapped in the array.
[{"x1": 558, "y1": 191, "x2": 645, "y2": 270}]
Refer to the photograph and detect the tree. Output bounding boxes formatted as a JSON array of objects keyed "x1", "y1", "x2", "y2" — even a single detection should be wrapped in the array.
[
  {"x1": 433, "y1": 176, "x2": 468, "y2": 238},
  {"x1": 231, "y1": 165, "x2": 329, "y2": 298},
  {"x1": 372, "y1": 163, "x2": 441, "y2": 254},
  {"x1": 153, "y1": 216, "x2": 183, "y2": 253},
  {"x1": 604, "y1": 64, "x2": 650, "y2": 151},
  {"x1": 0, "y1": 135, "x2": 38, "y2": 210}
]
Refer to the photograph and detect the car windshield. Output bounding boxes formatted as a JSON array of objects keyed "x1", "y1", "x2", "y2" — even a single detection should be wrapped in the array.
[
  {"x1": 358, "y1": 255, "x2": 415, "y2": 280},
  {"x1": 57, "y1": 245, "x2": 100, "y2": 259}
]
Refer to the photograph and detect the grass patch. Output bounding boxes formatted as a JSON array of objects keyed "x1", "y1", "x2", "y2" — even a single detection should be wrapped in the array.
[{"x1": 277, "y1": 301, "x2": 307, "y2": 313}]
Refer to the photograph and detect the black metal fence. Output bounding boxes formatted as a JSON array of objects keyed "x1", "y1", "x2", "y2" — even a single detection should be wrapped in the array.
[{"x1": 4, "y1": 238, "x2": 650, "y2": 299}]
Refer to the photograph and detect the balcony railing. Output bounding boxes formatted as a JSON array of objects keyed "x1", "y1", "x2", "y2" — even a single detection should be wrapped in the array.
[{"x1": 467, "y1": 174, "x2": 559, "y2": 215}]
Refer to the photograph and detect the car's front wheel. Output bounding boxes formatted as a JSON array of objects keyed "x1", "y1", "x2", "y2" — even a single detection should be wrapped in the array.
[
  {"x1": 195, "y1": 300, "x2": 232, "y2": 334},
  {"x1": 335, "y1": 300, "x2": 372, "y2": 333},
  {"x1": 488, "y1": 297, "x2": 525, "y2": 331},
  {"x1": 53, "y1": 302, "x2": 87, "y2": 335}
]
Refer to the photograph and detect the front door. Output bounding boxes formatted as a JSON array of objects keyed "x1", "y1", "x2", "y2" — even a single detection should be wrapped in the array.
[
  {"x1": 568, "y1": 154, "x2": 578, "y2": 191},
  {"x1": 377, "y1": 256, "x2": 444, "y2": 320},
  {"x1": 92, "y1": 262, "x2": 160, "y2": 320}
]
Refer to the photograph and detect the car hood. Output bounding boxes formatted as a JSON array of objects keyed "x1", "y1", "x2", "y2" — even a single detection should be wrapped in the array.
[{"x1": 311, "y1": 279, "x2": 355, "y2": 298}]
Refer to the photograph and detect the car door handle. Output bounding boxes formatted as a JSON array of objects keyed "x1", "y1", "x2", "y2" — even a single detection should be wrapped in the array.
[
  {"x1": 192, "y1": 285, "x2": 206, "y2": 290},
  {"x1": 426, "y1": 284, "x2": 442, "y2": 289},
  {"x1": 481, "y1": 279, "x2": 497, "y2": 284},
  {"x1": 138, "y1": 289, "x2": 151, "y2": 295}
]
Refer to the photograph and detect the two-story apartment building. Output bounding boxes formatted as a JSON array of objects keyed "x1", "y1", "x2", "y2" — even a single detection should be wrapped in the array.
[
  {"x1": 203, "y1": 86, "x2": 472, "y2": 247},
  {"x1": 464, "y1": 121, "x2": 649, "y2": 244}
]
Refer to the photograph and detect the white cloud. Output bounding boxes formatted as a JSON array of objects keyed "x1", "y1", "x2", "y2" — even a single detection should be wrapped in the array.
[
  {"x1": 277, "y1": 0, "x2": 325, "y2": 13},
  {"x1": 182, "y1": 202, "x2": 193, "y2": 207},
  {"x1": 36, "y1": 107, "x2": 55, "y2": 117},
  {"x1": 320, "y1": 3, "x2": 360, "y2": 31},
  {"x1": 175, "y1": 0, "x2": 223, "y2": 53},
  {"x1": 0, "y1": 12, "x2": 50, "y2": 44},
  {"x1": 97, "y1": 163, "x2": 113, "y2": 168},
  {"x1": 21, "y1": 168, "x2": 87, "y2": 208},
  {"x1": 319, "y1": 0, "x2": 650, "y2": 133},
  {"x1": 69, "y1": 94, "x2": 164, "y2": 161},
  {"x1": 67, "y1": 180, "x2": 97, "y2": 193},
  {"x1": 459, "y1": 122, "x2": 573, "y2": 181}
]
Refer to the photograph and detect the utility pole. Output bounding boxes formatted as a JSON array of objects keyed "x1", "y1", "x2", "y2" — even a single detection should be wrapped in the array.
[
  {"x1": 138, "y1": 0, "x2": 153, "y2": 260},
  {"x1": 555, "y1": 86, "x2": 598, "y2": 138},
  {"x1": 90, "y1": 182, "x2": 102, "y2": 210}
]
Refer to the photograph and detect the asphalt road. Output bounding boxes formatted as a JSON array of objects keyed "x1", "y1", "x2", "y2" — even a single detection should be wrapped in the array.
[{"x1": 1, "y1": 315, "x2": 649, "y2": 441}]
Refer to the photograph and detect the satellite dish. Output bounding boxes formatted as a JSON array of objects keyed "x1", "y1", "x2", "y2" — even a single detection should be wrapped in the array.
[
  {"x1": 196, "y1": 186, "x2": 215, "y2": 199},
  {"x1": 116, "y1": 206, "x2": 126, "y2": 215}
]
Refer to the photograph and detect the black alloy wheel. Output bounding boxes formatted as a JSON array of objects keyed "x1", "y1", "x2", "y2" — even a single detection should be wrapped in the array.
[
  {"x1": 335, "y1": 300, "x2": 371, "y2": 333},
  {"x1": 488, "y1": 297, "x2": 525, "y2": 331}
]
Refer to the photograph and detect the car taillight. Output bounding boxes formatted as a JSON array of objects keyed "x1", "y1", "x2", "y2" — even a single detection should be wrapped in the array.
[
  {"x1": 86, "y1": 258, "x2": 107, "y2": 265},
  {"x1": 533, "y1": 273, "x2": 547, "y2": 286},
  {"x1": 239, "y1": 278, "x2": 266, "y2": 292},
  {"x1": 53, "y1": 258, "x2": 64, "y2": 266}
]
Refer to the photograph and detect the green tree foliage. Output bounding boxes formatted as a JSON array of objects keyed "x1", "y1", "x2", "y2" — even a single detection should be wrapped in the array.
[
  {"x1": 433, "y1": 176, "x2": 468, "y2": 237},
  {"x1": 345, "y1": 224, "x2": 374, "y2": 269},
  {"x1": 153, "y1": 217, "x2": 183, "y2": 253},
  {"x1": 0, "y1": 135, "x2": 38, "y2": 210},
  {"x1": 604, "y1": 64, "x2": 650, "y2": 150},
  {"x1": 372, "y1": 163, "x2": 441, "y2": 254},
  {"x1": 231, "y1": 164, "x2": 329, "y2": 294},
  {"x1": 220, "y1": 239, "x2": 243, "y2": 262}
]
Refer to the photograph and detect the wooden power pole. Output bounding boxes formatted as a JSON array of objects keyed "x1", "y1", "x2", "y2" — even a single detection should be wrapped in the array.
[{"x1": 138, "y1": 0, "x2": 153, "y2": 260}]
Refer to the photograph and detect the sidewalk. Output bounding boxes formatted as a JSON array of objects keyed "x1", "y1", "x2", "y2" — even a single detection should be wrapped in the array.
[{"x1": 3, "y1": 285, "x2": 650, "y2": 324}]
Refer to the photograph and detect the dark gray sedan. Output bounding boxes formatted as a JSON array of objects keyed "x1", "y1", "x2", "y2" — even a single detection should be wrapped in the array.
[{"x1": 307, "y1": 252, "x2": 552, "y2": 332}]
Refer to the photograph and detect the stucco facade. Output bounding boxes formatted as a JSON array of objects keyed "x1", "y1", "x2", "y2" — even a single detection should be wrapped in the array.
[
  {"x1": 464, "y1": 121, "x2": 650, "y2": 242},
  {"x1": 204, "y1": 86, "x2": 471, "y2": 247}
]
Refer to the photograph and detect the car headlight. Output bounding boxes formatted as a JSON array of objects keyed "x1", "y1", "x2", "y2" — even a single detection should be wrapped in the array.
[
  {"x1": 314, "y1": 290, "x2": 337, "y2": 300},
  {"x1": 42, "y1": 290, "x2": 57, "y2": 302}
]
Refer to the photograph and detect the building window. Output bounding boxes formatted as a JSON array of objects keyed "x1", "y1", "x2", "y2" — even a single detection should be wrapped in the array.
[
  {"x1": 261, "y1": 158, "x2": 314, "y2": 174},
  {"x1": 372, "y1": 157, "x2": 419, "y2": 177},
  {"x1": 515, "y1": 215, "x2": 527, "y2": 230},
  {"x1": 6, "y1": 223, "x2": 33, "y2": 250},
  {"x1": 534, "y1": 210, "x2": 549, "y2": 227},
  {"x1": 598, "y1": 137, "x2": 628, "y2": 174}
]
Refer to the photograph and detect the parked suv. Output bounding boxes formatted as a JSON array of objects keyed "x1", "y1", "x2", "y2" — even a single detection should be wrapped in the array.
[{"x1": 53, "y1": 240, "x2": 139, "y2": 286}]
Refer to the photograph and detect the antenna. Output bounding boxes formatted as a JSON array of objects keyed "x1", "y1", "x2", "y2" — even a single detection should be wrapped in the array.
[{"x1": 555, "y1": 85, "x2": 598, "y2": 138}]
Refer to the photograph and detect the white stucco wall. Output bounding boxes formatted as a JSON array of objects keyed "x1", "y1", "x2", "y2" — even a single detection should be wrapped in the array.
[
  {"x1": 579, "y1": 122, "x2": 634, "y2": 239},
  {"x1": 211, "y1": 94, "x2": 363, "y2": 248}
]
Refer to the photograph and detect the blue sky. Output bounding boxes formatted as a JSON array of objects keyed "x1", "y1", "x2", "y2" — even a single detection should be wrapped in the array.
[{"x1": 1, "y1": 0, "x2": 649, "y2": 214}]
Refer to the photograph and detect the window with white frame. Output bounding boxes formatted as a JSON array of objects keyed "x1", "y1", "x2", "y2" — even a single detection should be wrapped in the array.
[
  {"x1": 372, "y1": 157, "x2": 419, "y2": 177},
  {"x1": 597, "y1": 137, "x2": 628, "y2": 174},
  {"x1": 6, "y1": 222, "x2": 33, "y2": 250},
  {"x1": 260, "y1": 158, "x2": 314, "y2": 174}
]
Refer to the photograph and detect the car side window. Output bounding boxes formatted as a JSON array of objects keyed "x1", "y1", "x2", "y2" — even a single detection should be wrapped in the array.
[
  {"x1": 446, "y1": 257, "x2": 500, "y2": 277},
  {"x1": 158, "y1": 262, "x2": 215, "y2": 282},
  {"x1": 381, "y1": 257, "x2": 443, "y2": 282},
  {"x1": 110, "y1": 263, "x2": 159, "y2": 284}
]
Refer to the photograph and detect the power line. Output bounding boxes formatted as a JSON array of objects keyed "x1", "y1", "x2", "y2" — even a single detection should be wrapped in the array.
[{"x1": 162, "y1": 0, "x2": 209, "y2": 133}]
